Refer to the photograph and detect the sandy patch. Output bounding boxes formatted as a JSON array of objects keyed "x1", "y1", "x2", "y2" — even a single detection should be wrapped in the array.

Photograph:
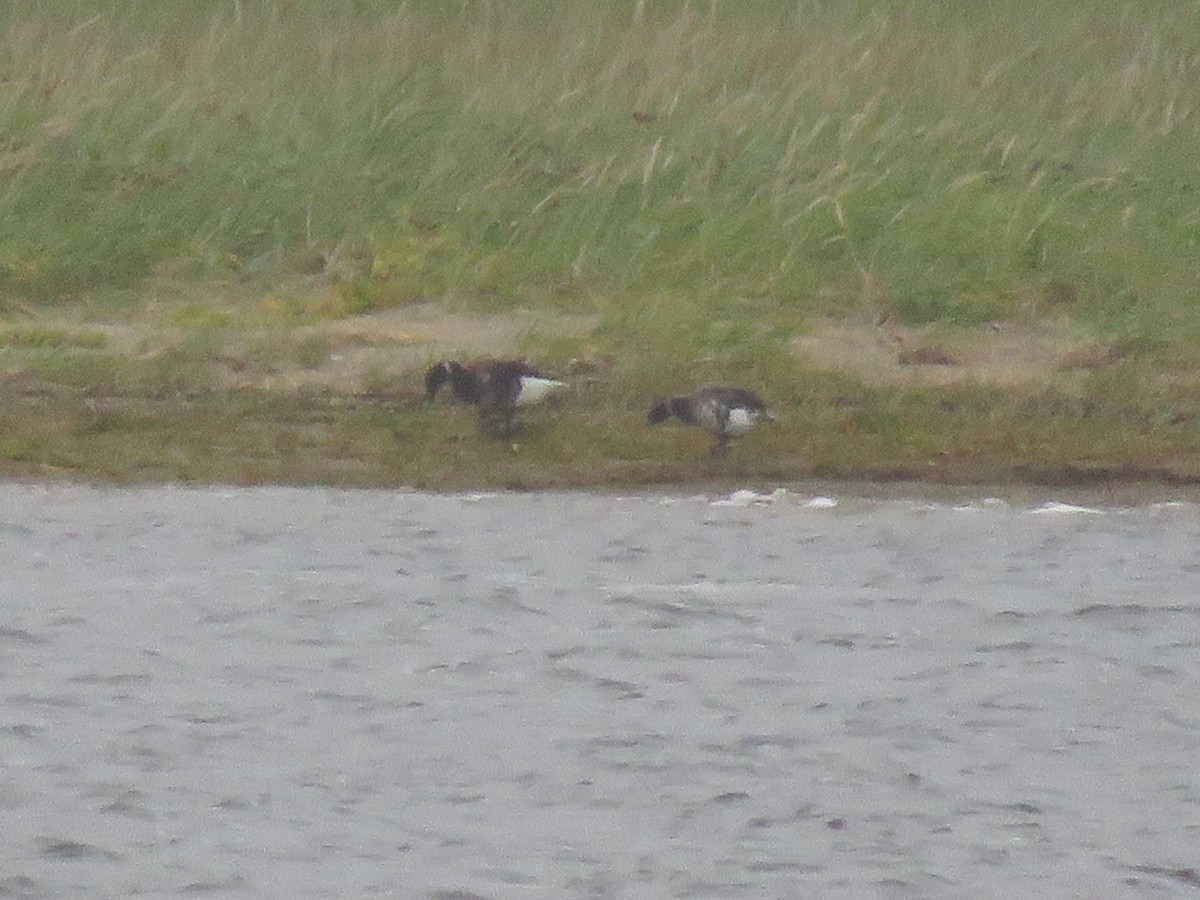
[
  {"x1": 23, "y1": 302, "x2": 598, "y2": 398},
  {"x1": 792, "y1": 318, "x2": 1107, "y2": 388}
]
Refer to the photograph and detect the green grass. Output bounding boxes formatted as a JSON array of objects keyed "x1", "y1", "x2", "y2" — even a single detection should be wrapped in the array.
[
  {"x1": 2, "y1": 2, "x2": 1196, "y2": 319},
  {"x1": 2, "y1": 1, "x2": 1200, "y2": 488},
  {"x1": 0, "y1": 326, "x2": 104, "y2": 349}
]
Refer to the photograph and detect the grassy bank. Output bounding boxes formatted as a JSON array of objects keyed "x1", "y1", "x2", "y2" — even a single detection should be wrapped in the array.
[{"x1": 2, "y1": 1, "x2": 1200, "y2": 489}]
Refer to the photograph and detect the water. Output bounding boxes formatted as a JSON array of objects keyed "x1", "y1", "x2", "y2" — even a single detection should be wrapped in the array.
[{"x1": 2, "y1": 483, "x2": 1200, "y2": 898}]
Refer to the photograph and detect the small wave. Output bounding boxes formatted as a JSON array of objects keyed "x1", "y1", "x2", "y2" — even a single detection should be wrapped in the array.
[
  {"x1": 1125, "y1": 865, "x2": 1200, "y2": 889},
  {"x1": 0, "y1": 627, "x2": 45, "y2": 644},
  {"x1": 38, "y1": 838, "x2": 118, "y2": 861},
  {"x1": 607, "y1": 581, "x2": 802, "y2": 600},
  {"x1": 1072, "y1": 603, "x2": 1150, "y2": 617},
  {"x1": 1072, "y1": 603, "x2": 1200, "y2": 618},
  {"x1": 974, "y1": 640, "x2": 1037, "y2": 653},
  {"x1": 0, "y1": 877, "x2": 42, "y2": 897}
]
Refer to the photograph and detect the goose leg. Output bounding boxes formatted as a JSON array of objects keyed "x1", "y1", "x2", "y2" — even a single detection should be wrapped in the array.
[
  {"x1": 478, "y1": 406, "x2": 501, "y2": 438},
  {"x1": 478, "y1": 403, "x2": 517, "y2": 440}
]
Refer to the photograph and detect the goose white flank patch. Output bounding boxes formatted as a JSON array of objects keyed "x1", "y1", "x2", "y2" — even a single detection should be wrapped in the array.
[
  {"x1": 648, "y1": 386, "x2": 774, "y2": 455},
  {"x1": 511, "y1": 375, "x2": 569, "y2": 407}
]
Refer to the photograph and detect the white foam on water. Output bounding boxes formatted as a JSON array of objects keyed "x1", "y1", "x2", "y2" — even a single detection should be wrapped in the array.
[
  {"x1": 710, "y1": 488, "x2": 788, "y2": 507},
  {"x1": 802, "y1": 495, "x2": 838, "y2": 509},
  {"x1": 1030, "y1": 501, "x2": 1106, "y2": 515}
]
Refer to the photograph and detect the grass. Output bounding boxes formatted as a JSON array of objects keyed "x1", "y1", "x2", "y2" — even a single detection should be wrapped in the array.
[{"x1": 2, "y1": 1, "x2": 1200, "y2": 489}]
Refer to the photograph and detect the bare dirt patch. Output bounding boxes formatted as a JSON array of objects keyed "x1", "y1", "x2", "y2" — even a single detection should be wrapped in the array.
[
  {"x1": 792, "y1": 317, "x2": 1108, "y2": 388},
  {"x1": 225, "y1": 305, "x2": 598, "y2": 395},
  {"x1": 65, "y1": 304, "x2": 597, "y2": 398}
]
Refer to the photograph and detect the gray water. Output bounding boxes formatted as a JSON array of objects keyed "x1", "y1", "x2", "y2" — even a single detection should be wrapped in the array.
[{"x1": 2, "y1": 483, "x2": 1200, "y2": 899}]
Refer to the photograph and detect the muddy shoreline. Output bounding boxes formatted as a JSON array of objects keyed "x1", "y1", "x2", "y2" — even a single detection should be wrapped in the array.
[
  {"x1": 4, "y1": 302, "x2": 1200, "y2": 493},
  {"x1": 3, "y1": 373, "x2": 1200, "y2": 501}
]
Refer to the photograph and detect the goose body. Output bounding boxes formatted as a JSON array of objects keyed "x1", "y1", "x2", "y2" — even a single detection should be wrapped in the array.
[
  {"x1": 424, "y1": 358, "x2": 545, "y2": 405},
  {"x1": 648, "y1": 386, "x2": 774, "y2": 454}
]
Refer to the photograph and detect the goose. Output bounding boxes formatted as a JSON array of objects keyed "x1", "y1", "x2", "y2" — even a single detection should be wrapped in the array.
[
  {"x1": 647, "y1": 386, "x2": 774, "y2": 455},
  {"x1": 424, "y1": 358, "x2": 567, "y2": 437}
]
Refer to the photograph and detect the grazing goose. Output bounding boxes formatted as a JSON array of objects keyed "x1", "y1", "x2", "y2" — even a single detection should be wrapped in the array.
[
  {"x1": 647, "y1": 386, "x2": 774, "y2": 455},
  {"x1": 424, "y1": 358, "x2": 567, "y2": 438}
]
